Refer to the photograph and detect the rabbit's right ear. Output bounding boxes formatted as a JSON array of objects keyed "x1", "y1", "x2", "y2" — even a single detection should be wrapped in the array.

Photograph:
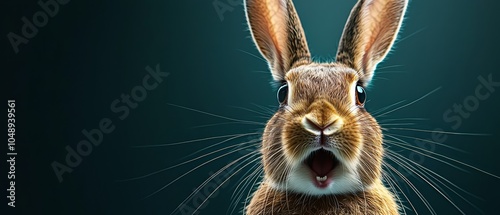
[{"x1": 245, "y1": 0, "x2": 311, "y2": 81}]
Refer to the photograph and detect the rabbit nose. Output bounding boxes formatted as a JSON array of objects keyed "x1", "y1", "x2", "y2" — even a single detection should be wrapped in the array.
[{"x1": 302, "y1": 114, "x2": 343, "y2": 136}]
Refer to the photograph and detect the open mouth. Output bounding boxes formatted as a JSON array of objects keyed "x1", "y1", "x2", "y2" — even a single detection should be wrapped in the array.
[{"x1": 305, "y1": 149, "x2": 340, "y2": 188}]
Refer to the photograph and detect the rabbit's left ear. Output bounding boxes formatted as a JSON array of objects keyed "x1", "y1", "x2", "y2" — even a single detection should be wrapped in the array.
[
  {"x1": 245, "y1": 0, "x2": 311, "y2": 81},
  {"x1": 336, "y1": 0, "x2": 408, "y2": 86}
]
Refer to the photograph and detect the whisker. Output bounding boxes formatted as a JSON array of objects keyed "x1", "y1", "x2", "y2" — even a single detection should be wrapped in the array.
[
  {"x1": 371, "y1": 100, "x2": 407, "y2": 116},
  {"x1": 376, "y1": 70, "x2": 407, "y2": 75},
  {"x1": 377, "y1": 64, "x2": 404, "y2": 70},
  {"x1": 167, "y1": 103, "x2": 263, "y2": 126},
  {"x1": 237, "y1": 49, "x2": 267, "y2": 63},
  {"x1": 228, "y1": 105, "x2": 273, "y2": 118},
  {"x1": 386, "y1": 127, "x2": 487, "y2": 136},
  {"x1": 243, "y1": 167, "x2": 264, "y2": 213},
  {"x1": 389, "y1": 150, "x2": 483, "y2": 202},
  {"x1": 382, "y1": 169, "x2": 415, "y2": 215},
  {"x1": 378, "y1": 118, "x2": 427, "y2": 123},
  {"x1": 138, "y1": 142, "x2": 259, "y2": 199},
  {"x1": 395, "y1": 27, "x2": 427, "y2": 44},
  {"x1": 389, "y1": 133, "x2": 466, "y2": 153},
  {"x1": 181, "y1": 133, "x2": 260, "y2": 159},
  {"x1": 386, "y1": 153, "x2": 468, "y2": 214},
  {"x1": 384, "y1": 135, "x2": 500, "y2": 179},
  {"x1": 381, "y1": 118, "x2": 427, "y2": 122},
  {"x1": 385, "y1": 162, "x2": 437, "y2": 215},
  {"x1": 251, "y1": 103, "x2": 277, "y2": 115},
  {"x1": 229, "y1": 163, "x2": 263, "y2": 215},
  {"x1": 375, "y1": 87, "x2": 441, "y2": 118},
  {"x1": 170, "y1": 152, "x2": 260, "y2": 215},
  {"x1": 190, "y1": 155, "x2": 264, "y2": 214},
  {"x1": 192, "y1": 121, "x2": 265, "y2": 129},
  {"x1": 384, "y1": 135, "x2": 467, "y2": 172},
  {"x1": 133, "y1": 132, "x2": 257, "y2": 148},
  {"x1": 230, "y1": 161, "x2": 261, "y2": 200},
  {"x1": 379, "y1": 123, "x2": 417, "y2": 127},
  {"x1": 251, "y1": 70, "x2": 271, "y2": 74},
  {"x1": 118, "y1": 139, "x2": 258, "y2": 182},
  {"x1": 373, "y1": 76, "x2": 390, "y2": 81},
  {"x1": 230, "y1": 163, "x2": 264, "y2": 214}
]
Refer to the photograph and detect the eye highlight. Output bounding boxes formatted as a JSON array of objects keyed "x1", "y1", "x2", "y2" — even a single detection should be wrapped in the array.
[
  {"x1": 277, "y1": 83, "x2": 288, "y2": 104},
  {"x1": 355, "y1": 85, "x2": 366, "y2": 107}
]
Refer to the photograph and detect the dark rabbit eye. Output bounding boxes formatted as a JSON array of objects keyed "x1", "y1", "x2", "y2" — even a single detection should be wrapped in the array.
[
  {"x1": 277, "y1": 84, "x2": 288, "y2": 104},
  {"x1": 355, "y1": 85, "x2": 366, "y2": 106}
]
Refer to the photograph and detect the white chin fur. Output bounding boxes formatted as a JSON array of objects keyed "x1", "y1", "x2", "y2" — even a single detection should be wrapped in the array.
[{"x1": 270, "y1": 163, "x2": 363, "y2": 196}]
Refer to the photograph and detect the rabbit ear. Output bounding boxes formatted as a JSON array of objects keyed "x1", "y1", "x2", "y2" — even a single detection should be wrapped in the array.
[
  {"x1": 245, "y1": 0, "x2": 311, "y2": 81},
  {"x1": 336, "y1": 0, "x2": 408, "y2": 85}
]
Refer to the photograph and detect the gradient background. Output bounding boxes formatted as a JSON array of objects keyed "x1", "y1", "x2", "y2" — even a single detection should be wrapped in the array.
[{"x1": 2, "y1": 0, "x2": 500, "y2": 214}]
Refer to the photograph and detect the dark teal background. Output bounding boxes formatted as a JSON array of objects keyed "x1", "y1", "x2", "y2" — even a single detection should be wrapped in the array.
[{"x1": 2, "y1": 0, "x2": 500, "y2": 214}]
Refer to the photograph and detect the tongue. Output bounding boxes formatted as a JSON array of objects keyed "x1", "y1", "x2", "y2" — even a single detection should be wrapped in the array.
[{"x1": 311, "y1": 150, "x2": 335, "y2": 177}]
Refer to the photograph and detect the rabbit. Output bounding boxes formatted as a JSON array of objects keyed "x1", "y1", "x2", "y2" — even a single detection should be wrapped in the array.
[{"x1": 244, "y1": 0, "x2": 408, "y2": 214}]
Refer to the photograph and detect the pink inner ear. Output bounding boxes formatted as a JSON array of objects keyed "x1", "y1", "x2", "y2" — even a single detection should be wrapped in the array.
[
  {"x1": 247, "y1": 0, "x2": 291, "y2": 77},
  {"x1": 246, "y1": 0, "x2": 311, "y2": 81},
  {"x1": 360, "y1": 0, "x2": 388, "y2": 72},
  {"x1": 354, "y1": 0, "x2": 406, "y2": 83}
]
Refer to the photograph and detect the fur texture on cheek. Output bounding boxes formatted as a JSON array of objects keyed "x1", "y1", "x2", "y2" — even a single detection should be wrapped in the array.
[
  {"x1": 261, "y1": 109, "x2": 291, "y2": 184},
  {"x1": 355, "y1": 111, "x2": 384, "y2": 186}
]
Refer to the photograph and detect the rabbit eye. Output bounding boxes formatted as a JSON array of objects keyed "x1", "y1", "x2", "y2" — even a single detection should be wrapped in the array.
[
  {"x1": 277, "y1": 84, "x2": 288, "y2": 104},
  {"x1": 355, "y1": 85, "x2": 366, "y2": 106}
]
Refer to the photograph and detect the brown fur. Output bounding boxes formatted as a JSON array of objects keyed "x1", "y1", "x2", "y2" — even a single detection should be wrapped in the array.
[
  {"x1": 247, "y1": 181, "x2": 398, "y2": 215},
  {"x1": 244, "y1": 0, "x2": 408, "y2": 214}
]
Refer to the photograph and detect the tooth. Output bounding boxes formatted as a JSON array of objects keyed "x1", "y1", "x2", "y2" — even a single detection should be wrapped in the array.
[{"x1": 316, "y1": 176, "x2": 327, "y2": 182}]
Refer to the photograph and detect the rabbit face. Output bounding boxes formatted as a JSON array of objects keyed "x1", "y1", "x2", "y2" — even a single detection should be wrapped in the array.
[{"x1": 261, "y1": 63, "x2": 383, "y2": 195}]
